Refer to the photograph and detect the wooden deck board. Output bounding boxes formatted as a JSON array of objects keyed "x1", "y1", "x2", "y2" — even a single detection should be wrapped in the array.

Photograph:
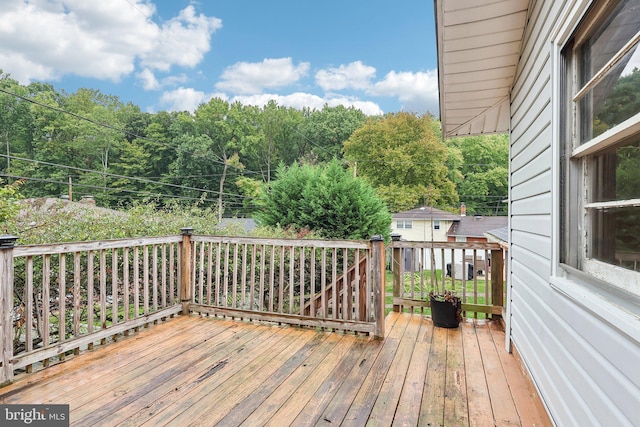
[{"x1": 0, "y1": 313, "x2": 553, "y2": 426}]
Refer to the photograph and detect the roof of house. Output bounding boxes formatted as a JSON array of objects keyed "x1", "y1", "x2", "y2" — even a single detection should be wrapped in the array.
[
  {"x1": 485, "y1": 226, "x2": 508, "y2": 242},
  {"x1": 434, "y1": 0, "x2": 529, "y2": 137},
  {"x1": 219, "y1": 217, "x2": 256, "y2": 233},
  {"x1": 392, "y1": 206, "x2": 461, "y2": 221},
  {"x1": 447, "y1": 215, "x2": 508, "y2": 238}
]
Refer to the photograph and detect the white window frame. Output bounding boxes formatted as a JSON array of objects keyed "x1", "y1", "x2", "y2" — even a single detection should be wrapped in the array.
[
  {"x1": 396, "y1": 220, "x2": 412, "y2": 229},
  {"x1": 433, "y1": 220, "x2": 440, "y2": 230},
  {"x1": 553, "y1": 0, "x2": 640, "y2": 298}
]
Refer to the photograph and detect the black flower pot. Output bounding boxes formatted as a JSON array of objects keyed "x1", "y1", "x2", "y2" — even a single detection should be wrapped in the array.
[{"x1": 430, "y1": 295, "x2": 462, "y2": 328}]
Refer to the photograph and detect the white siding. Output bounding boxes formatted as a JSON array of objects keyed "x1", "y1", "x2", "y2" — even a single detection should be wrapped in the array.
[{"x1": 509, "y1": 0, "x2": 640, "y2": 426}]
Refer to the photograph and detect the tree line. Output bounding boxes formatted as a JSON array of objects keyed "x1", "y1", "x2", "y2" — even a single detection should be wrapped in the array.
[{"x1": 0, "y1": 71, "x2": 509, "y2": 219}]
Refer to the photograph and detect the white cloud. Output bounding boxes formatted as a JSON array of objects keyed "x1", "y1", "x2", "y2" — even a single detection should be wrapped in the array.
[
  {"x1": 140, "y1": 5, "x2": 222, "y2": 72},
  {"x1": 0, "y1": 1, "x2": 220, "y2": 84},
  {"x1": 137, "y1": 68, "x2": 160, "y2": 90},
  {"x1": 216, "y1": 58, "x2": 310, "y2": 94},
  {"x1": 369, "y1": 70, "x2": 440, "y2": 114},
  {"x1": 136, "y1": 69, "x2": 188, "y2": 91},
  {"x1": 159, "y1": 87, "x2": 220, "y2": 112},
  {"x1": 315, "y1": 61, "x2": 376, "y2": 91},
  {"x1": 232, "y1": 92, "x2": 383, "y2": 116}
]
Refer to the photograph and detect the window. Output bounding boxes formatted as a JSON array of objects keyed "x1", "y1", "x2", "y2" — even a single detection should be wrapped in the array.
[
  {"x1": 433, "y1": 220, "x2": 441, "y2": 230},
  {"x1": 561, "y1": 0, "x2": 640, "y2": 292},
  {"x1": 397, "y1": 220, "x2": 412, "y2": 229}
]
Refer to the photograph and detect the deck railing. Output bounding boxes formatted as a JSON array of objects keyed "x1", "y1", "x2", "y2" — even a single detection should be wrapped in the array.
[
  {"x1": 184, "y1": 232, "x2": 385, "y2": 336},
  {"x1": 0, "y1": 231, "x2": 505, "y2": 385},
  {"x1": 0, "y1": 232, "x2": 386, "y2": 385},
  {"x1": 387, "y1": 239, "x2": 506, "y2": 318},
  {"x1": 0, "y1": 234, "x2": 184, "y2": 385}
]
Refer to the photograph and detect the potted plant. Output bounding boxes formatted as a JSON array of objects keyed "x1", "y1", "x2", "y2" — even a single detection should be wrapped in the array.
[{"x1": 428, "y1": 290, "x2": 462, "y2": 328}]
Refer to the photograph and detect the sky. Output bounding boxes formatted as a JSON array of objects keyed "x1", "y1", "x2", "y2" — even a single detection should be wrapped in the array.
[{"x1": 0, "y1": 0, "x2": 440, "y2": 116}]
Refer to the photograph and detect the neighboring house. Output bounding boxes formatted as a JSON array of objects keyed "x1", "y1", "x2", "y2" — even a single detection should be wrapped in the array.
[
  {"x1": 391, "y1": 206, "x2": 460, "y2": 243},
  {"x1": 435, "y1": 0, "x2": 639, "y2": 425},
  {"x1": 447, "y1": 215, "x2": 508, "y2": 243},
  {"x1": 218, "y1": 217, "x2": 256, "y2": 234},
  {"x1": 392, "y1": 206, "x2": 506, "y2": 274}
]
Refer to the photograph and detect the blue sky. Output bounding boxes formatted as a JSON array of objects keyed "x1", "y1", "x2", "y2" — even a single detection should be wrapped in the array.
[{"x1": 1, "y1": 0, "x2": 439, "y2": 116}]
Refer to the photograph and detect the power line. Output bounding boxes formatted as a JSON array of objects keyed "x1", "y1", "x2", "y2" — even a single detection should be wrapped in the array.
[
  {"x1": 0, "y1": 87, "x2": 232, "y2": 169},
  {"x1": 1, "y1": 154, "x2": 249, "y2": 201},
  {"x1": 1, "y1": 173, "x2": 217, "y2": 203}
]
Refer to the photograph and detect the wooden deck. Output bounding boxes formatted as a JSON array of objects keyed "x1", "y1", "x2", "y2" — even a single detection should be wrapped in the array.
[{"x1": 0, "y1": 312, "x2": 551, "y2": 426}]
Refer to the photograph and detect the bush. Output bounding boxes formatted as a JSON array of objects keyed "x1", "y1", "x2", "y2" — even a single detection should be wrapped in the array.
[
  {"x1": 6, "y1": 198, "x2": 225, "y2": 245},
  {"x1": 257, "y1": 160, "x2": 391, "y2": 241}
]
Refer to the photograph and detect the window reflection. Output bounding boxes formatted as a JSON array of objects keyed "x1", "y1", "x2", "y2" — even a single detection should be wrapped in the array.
[
  {"x1": 591, "y1": 206, "x2": 640, "y2": 271},
  {"x1": 592, "y1": 137, "x2": 640, "y2": 202}
]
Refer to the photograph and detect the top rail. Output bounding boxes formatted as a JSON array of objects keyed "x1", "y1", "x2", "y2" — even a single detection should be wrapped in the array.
[
  {"x1": 191, "y1": 235, "x2": 371, "y2": 249},
  {"x1": 387, "y1": 240, "x2": 505, "y2": 318},
  {"x1": 13, "y1": 236, "x2": 183, "y2": 257}
]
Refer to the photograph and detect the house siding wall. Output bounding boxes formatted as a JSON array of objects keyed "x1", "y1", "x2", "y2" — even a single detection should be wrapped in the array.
[
  {"x1": 391, "y1": 219, "x2": 454, "y2": 242},
  {"x1": 509, "y1": 1, "x2": 640, "y2": 426}
]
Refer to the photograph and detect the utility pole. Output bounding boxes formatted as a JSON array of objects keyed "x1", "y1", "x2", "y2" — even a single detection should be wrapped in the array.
[{"x1": 68, "y1": 176, "x2": 73, "y2": 201}]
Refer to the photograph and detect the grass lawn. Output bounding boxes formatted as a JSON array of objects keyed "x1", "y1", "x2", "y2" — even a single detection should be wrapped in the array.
[{"x1": 385, "y1": 270, "x2": 491, "y2": 318}]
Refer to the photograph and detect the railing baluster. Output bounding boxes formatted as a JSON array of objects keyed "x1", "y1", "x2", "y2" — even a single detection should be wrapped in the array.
[
  {"x1": 233, "y1": 243, "x2": 239, "y2": 309},
  {"x1": 162, "y1": 244, "x2": 167, "y2": 309},
  {"x1": 299, "y1": 247, "x2": 305, "y2": 317},
  {"x1": 133, "y1": 246, "x2": 140, "y2": 318},
  {"x1": 206, "y1": 242, "x2": 212, "y2": 306},
  {"x1": 288, "y1": 246, "x2": 294, "y2": 315},
  {"x1": 25, "y1": 256, "x2": 33, "y2": 371},
  {"x1": 259, "y1": 244, "x2": 265, "y2": 313},
  {"x1": 86, "y1": 250, "x2": 94, "y2": 340},
  {"x1": 58, "y1": 254, "x2": 66, "y2": 358},
  {"x1": 42, "y1": 254, "x2": 50, "y2": 366},
  {"x1": 321, "y1": 248, "x2": 327, "y2": 318},
  {"x1": 278, "y1": 246, "x2": 285, "y2": 314},
  {"x1": 241, "y1": 243, "x2": 247, "y2": 310},
  {"x1": 269, "y1": 245, "x2": 275, "y2": 313},
  {"x1": 153, "y1": 244, "x2": 158, "y2": 313},
  {"x1": 143, "y1": 245, "x2": 150, "y2": 316},
  {"x1": 169, "y1": 244, "x2": 175, "y2": 306},
  {"x1": 223, "y1": 242, "x2": 230, "y2": 308},
  {"x1": 250, "y1": 244, "x2": 257, "y2": 310},
  {"x1": 331, "y1": 248, "x2": 337, "y2": 319},
  {"x1": 343, "y1": 248, "x2": 349, "y2": 320},
  {"x1": 215, "y1": 241, "x2": 221, "y2": 307},
  {"x1": 73, "y1": 252, "x2": 81, "y2": 348},
  {"x1": 125, "y1": 247, "x2": 131, "y2": 322},
  {"x1": 198, "y1": 242, "x2": 205, "y2": 305},
  {"x1": 309, "y1": 247, "x2": 316, "y2": 317}
]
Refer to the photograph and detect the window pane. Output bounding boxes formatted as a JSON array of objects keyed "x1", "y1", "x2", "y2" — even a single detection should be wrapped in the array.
[
  {"x1": 591, "y1": 205, "x2": 640, "y2": 271},
  {"x1": 580, "y1": 0, "x2": 640, "y2": 84},
  {"x1": 580, "y1": 49, "x2": 640, "y2": 142},
  {"x1": 578, "y1": 0, "x2": 640, "y2": 142},
  {"x1": 592, "y1": 137, "x2": 640, "y2": 202}
]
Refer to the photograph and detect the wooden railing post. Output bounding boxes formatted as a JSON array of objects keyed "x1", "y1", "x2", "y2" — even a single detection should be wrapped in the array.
[
  {"x1": 179, "y1": 228, "x2": 193, "y2": 315},
  {"x1": 0, "y1": 235, "x2": 17, "y2": 385},
  {"x1": 371, "y1": 235, "x2": 385, "y2": 339},
  {"x1": 491, "y1": 248, "x2": 504, "y2": 320},
  {"x1": 390, "y1": 234, "x2": 402, "y2": 313}
]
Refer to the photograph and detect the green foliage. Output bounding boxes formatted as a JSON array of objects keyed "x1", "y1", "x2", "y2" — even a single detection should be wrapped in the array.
[
  {"x1": 0, "y1": 76, "x2": 512, "y2": 229},
  {"x1": 257, "y1": 160, "x2": 391, "y2": 241},
  {"x1": 343, "y1": 112, "x2": 458, "y2": 212},
  {"x1": 449, "y1": 133, "x2": 509, "y2": 215},
  {"x1": 0, "y1": 179, "x2": 23, "y2": 227},
  {"x1": 595, "y1": 68, "x2": 640, "y2": 135},
  {"x1": 6, "y1": 198, "x2": 223, "y2": 245}
]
